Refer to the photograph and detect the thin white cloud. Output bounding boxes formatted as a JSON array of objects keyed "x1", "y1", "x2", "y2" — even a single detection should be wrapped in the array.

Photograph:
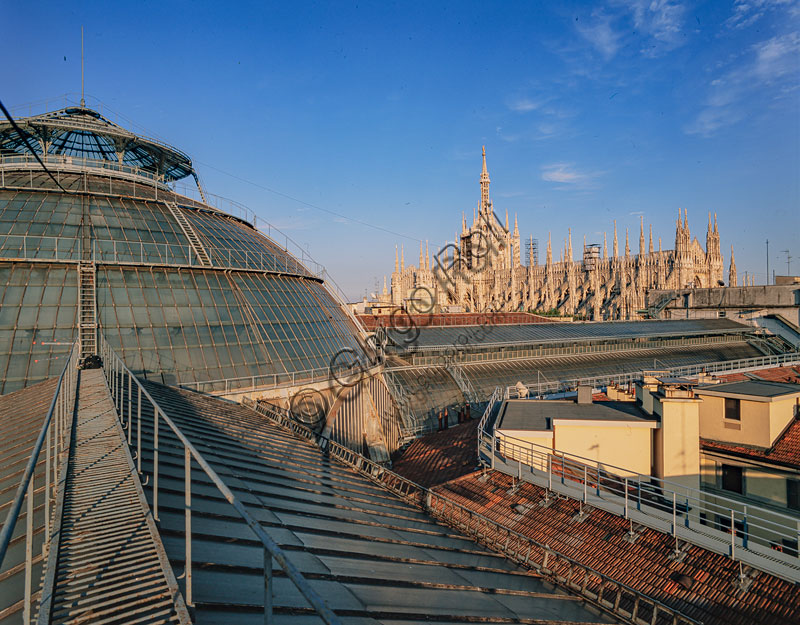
[
  {"x1": 575, "y1": 1, "x2": 687, "y2": 61},
  {"x1": 576, "y1": 10, "x2": 622, "y2": 60},
  {"x1": 507, "y1": 96, "x2": 544, "y2": 112},
  {"x1": 625, "y1": 0, "x2": 687, "y2": 55},
  {"x1": 686, "y1": 32, "x2": 800, "y2": 136},
  {"x1": 541, "y1": 163, "x2": 602, "y2": 185},
  {"x1": 753, "y1": 32, "x2": 800, "y2": 82},
  {"x1": 725, "y1": 0, "x2": 794, "y2": 30}
]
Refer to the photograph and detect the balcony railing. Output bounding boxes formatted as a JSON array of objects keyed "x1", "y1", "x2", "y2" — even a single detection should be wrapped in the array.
[
  {"x1": 248, "y1": 398, "x2": 701, "y2": 625},
  {"x1": 479, "y1": 427, "x2": 800, "y2": 583},
  {"x1": 99, "y1": 334, "x2": 342, "y2": 624}
]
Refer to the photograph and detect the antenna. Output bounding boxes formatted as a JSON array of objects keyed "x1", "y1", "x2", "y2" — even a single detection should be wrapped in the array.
[
  {"x1": 781, "y1": 249, "x2": 792, "y2": 275},
  {"x1": 80, "y1": 26, "x2": 85, "y2": 107}
]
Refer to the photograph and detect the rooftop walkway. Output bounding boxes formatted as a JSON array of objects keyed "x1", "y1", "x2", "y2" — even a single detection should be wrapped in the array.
[
  {"x1": 140, "y1": 381, "x2": 615, "y2": 624},
  {"x1": 37, "y1": 369, "x2": 190, "y2": 624}
]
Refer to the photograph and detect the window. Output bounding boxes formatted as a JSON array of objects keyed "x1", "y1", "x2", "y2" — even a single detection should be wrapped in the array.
[
  {"x1": 781, "y1": 539, "x2": 799, "y2": 558},
  {"x1": 788, "y1": 480, "x2": 800, "y2": 511},
  {"x1": 721, "y1": 464, "x2": 743, "y2": 494},
  {"x1": 724, "y1": 397, "x2": 741, "y2": 421}
]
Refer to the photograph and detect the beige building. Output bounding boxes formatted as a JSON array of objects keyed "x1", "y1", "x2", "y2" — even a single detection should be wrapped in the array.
[
  {"x1": 388, "y1": 148, "x2": 730, "y2": 320},
  {"x1": 493, "y1": 372, "x2": 800, "y2": 557},
  {"x1": 494, "y1": 392, "x2": 657, "y2": 477},
  {"x1": 695, "y1": 380, "x2": 800, "y2": 554}
]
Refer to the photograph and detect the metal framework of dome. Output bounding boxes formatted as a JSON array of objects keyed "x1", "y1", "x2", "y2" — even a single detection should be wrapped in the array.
[
  {"x1": 0, "y1": 103, "x2": 372, "y2": 399},
  {"x1": 0, "y1": 106, "x2": 194, "y2": 181}
]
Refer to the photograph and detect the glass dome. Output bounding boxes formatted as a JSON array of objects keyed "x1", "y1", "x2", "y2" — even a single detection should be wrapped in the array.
[{"x1": 0, "y1": 108, "x2": 369, "y2": 395}]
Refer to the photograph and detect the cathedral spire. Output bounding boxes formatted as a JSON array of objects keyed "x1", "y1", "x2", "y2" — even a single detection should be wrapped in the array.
[
  {"x1": 684, "y1": 209, "x2": 689, "y2": 231},
  {"x1": 400, "y1": 245, "x2": 405, "y2": 271},
  {"x1": 625, "y1": 228, "x2": 630, "y2": 257},
  {"x1": 425, "y1": 240, "x2": 430, "y2": 271},
  {"x1": 505, "y1": 208, "x2": 509, "y2": 231},
  {"x1": 714, "y1": 212, "x2": 718, "y2": 234},
  {"x1": 613, "y1": 220, "x2": 618, "y2": 258},
  {"x1": 659, "y1": 237, "x2": 662, "y2": 252},
  {"x1": 639, "y1": 216, "x2": 645, "y2": 257},
  {"x1": 649, "y1": 224, "x2": 653, "y2": 254},
  {"x1": 729, "y1": 245, "x2": 737, "y2": 287},
  {"x1": 567, "y1": 228, "x2": 573, "y2": 262},
  {"x1": 480, "y1": 146, "x2": 490, "y2": 212},
  {"x1": 394, "y1": 245, "x2": 399, "y2": 272},
  {"x1": 462, "y1": 212, "x2": 467, "y2": 233},
  {"x1": 603, "y1": 231, "x2": 608, "y2": 259},
  {"x1": 419, "y1": 241, "x2": 425, "y2": 268},
  {"x1": 546, "y1": 232, "x2": 552, "y2": 265},
  {"x1": 513, "y1": 213, "x2": 519, "y2": 235}
]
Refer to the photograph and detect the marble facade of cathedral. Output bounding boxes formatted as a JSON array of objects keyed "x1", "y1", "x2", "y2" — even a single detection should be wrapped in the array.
[{"x1": 386, "y1": 149, "x2": 734, "y2": 320}]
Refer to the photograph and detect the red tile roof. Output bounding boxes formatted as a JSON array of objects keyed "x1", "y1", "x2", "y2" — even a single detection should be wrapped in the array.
[
  {"x1": 716, "y1": 365, "x2": 800, "y2": 384},
  {"x1": 357, "y1": 311, "x2": 553, "y2": 331},
  {"x1": 391, "y1": 418, "x2": 480, "y2": 487},
  {"x1": 702, "y1": 418, "x2": 800, "y2": 469},
  {"x1": 434, "y1": 471, "x2": 800, "y2": 625}
]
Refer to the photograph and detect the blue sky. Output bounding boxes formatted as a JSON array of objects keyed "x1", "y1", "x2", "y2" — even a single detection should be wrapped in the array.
[{"x1": 6, "y1": 1, "x2": 799, "y2": 299}]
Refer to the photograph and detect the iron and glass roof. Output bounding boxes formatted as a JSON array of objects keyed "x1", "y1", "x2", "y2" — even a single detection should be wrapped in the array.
[
  {"x1": 387, "y1": 318, "x2": 750, "y2": 351},
  {"x1": 0, "y1": 107, "x2": 194, "y2": 181}
]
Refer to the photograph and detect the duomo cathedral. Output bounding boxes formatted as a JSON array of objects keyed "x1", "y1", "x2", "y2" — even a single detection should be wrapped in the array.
[{"x1": 382, "y1": 148, "x2": 737, "y2": 320}]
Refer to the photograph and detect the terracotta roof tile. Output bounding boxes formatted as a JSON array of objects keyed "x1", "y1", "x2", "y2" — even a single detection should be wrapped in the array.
[
  {"x1": 702, "y1": 417, "x2": 800, "y2": 468},
  {"x1": 434, "y1": 470, "x2": 800, "y2": 625},
  {"x1": 391, "y1": 418, "x2": 480, "y2": 487},
  {"x1": 717, "y1": 366, "x2": 800, "y2": 384}
]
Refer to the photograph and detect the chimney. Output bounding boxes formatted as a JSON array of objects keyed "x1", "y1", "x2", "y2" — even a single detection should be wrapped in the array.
[{"x1": 576, "y1": 385, "x2": 592, "y2": 405}]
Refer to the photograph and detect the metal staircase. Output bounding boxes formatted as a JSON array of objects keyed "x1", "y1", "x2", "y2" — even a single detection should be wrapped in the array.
[
  {"x1": 446, "y1": 362, "x2": 481, "y2": 404},
  {"x1": 382, "y1": 370, "x2": 429, "y2": 443},
  {"x1": 165, "y1": 201, "x2": 212, "y2": 266},
  {"x1": 78, "y1": 262, "x2": 96, "y2": 359}
]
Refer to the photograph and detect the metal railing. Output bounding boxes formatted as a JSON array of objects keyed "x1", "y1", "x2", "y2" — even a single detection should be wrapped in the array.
[
  {"x1": 99, "y1": 334, "x2": 342, "y2": 624},
  {"x1": 0, "y1": 154, "x2": 167, "y2": 187},
  {"x1": 247, "y1": 398, "x2": 700, "y2": 625},
  {"x1": 506, "y1": 352, "x2": 800, "y2": 398},
  {"x1": 0, "y1": 341, "x2": 79, "y2": 623},
  {"x1": 0, "y1": 234, "x2": 316, "y2": 278},
  {"x1": 178, "y1": 361, "x2": 382, "y2": 396},
  {"x1": 1, "y1": 150, "x2": 365, "y2": 336},
  {"x1": 479, "y1": 428, "x2": 800, "y2": 583},
  {"x1": 477, "y1": 386, "x2": 502, "y2": 436}
]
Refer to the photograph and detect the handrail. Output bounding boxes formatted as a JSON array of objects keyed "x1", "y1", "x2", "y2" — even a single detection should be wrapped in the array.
[
  {"x1": 477, "y1": 386, "x2": 501, "y2": 436},
  {"x1": 480, "y1": 427, "x2": 800, "y2": 582},
  {"x1": 179, "y1": 361, "x2": 383, "y2": 396},
  {"x1": 99, "y1": 334, "x2": 341, "y2": 624},
  {"x1": 0, "y1": 341, "x2": 79, "y2": 623},
  {"x1": 247, "y1": 398, "x2": 700, "y2": 625},
  {"x1": 0, "y1": 153, "x2": 167, "y2": 186}
]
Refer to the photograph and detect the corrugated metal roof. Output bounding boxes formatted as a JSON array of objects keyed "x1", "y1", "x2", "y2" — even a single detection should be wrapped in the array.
[{"x1": 137, "y1": 381, "x2": 615, "y2": 623}]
